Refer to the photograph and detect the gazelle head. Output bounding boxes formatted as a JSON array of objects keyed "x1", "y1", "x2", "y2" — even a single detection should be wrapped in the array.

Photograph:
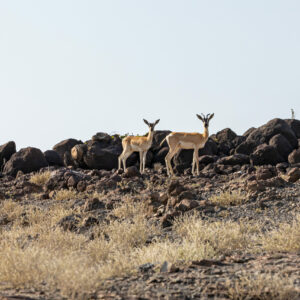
[
  {"x1": 143, "y1": 119, "x2": 160, "y2": 131},
  {"x1": 196, "y1": 113, "x2": 214, "y2": 128}
]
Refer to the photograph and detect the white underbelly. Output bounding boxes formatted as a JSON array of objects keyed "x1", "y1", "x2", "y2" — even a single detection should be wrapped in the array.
[
  {"x1": 179, "y1": 142, "x2": 196, "y2": 149},
  {"x1": 131, "y1": 145, "x2": 147, "y2": 152},
  {"x1": 179, "y1": 142, "x2": 205, "y2": 149}
]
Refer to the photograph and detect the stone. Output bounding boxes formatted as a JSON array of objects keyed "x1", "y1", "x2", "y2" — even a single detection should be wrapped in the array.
[
  {"x1": 288, "y1": 148, "x2": 300, "y2": 164},
  {"x1": 250, "y1": 144, "x2": 284, "y2": 166},
  {"x1": 3, "y1": 147, "x2": 48, "y2": 176},
  {"x1": 286, "y1": 167, "x2": 300, "y2": 183}
]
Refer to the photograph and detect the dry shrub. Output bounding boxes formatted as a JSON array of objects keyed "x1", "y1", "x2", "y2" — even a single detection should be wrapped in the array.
[
  {"x1": 262, "y1": 214, "x2": 300, "y2": 253},
  {"x1": 0, "y1": 199, "x2": 24, "y2": 223},
  {"x1": 173, "y1": 213, "x2": 260, "y2": 256},
  {"x1": 227, "y1": 272, "x2": 299, "y2": 300},
  {"x1": 210, "y1": 190, "x2": 246, "y2": 206},
  {"x1": 54, "y1": 189, "x2": 78, "y2": 201},
  {"x1": 29, "y1": 171, "x2": 51, "y2": 186},
  {"x1": 112, "y1": 197, "x2": 149, "y2": 219}
]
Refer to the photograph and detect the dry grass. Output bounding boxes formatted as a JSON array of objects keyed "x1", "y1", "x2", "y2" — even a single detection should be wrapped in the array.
[
  {"x1": 262, "y1": 214, "x2": 300, "y2": 253},
  {"x1": 209, "y1": 190, "x2": 246, "y2": 206},
  {"x1": 1, "y1": 197, "x2": 300, "y2": 298},
  {"x1": 29, "y1": 171, "x2": 51, "y2": 186},
  {"x1": 54, "y1": 189, "x2": 79, "y2": 201},
  {"x1": 0, "y1": 199, "x2": 24, "y2": 223},
  {"x1": 111, "y1": 196, "x2": 149, "y2": 219},
  {"x1": 227, "y1": 272, "x2": 299, "y2": 300},
  {"x1": 173, "y1": 212, "x2": 261, "y2": 256}
]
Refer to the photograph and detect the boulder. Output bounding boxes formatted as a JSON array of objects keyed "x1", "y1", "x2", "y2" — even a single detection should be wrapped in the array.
[
  {"x1": 198, "y1": 155, "x2": 218, "y2": 164},
  {"x1": 216, "y1": 128, "x2": 237, "y2": 143},
  {"x1": 53, "y1": 138, "x2": 82, "y2": 160},
  {"x1": 92, "y1": 132, "x2": 112, "y2": 143},
  {"x1": 243, "y1": 127, "x2": 256, "y2": 138},
  {"x1": 217, "y1": 154, "x2": 250, "y2": 165},
  {"x1": 123, "y1": 166, "x2": 140, "y2": 178},
  {"x1": 44, "y1": 150, "x2": 63, "y2": 166},
  {"x1": 285, "y1": 119, "x2": 300, "y2": 138},
  {"x1": 246, "y1": 118, "x2": 297, "y2": 149},
  {"x1": 235, "y1": 140, "x2": 257, "y2": 155},
  {"x1": 3, "y1": 147, "x2": 48, "y2": 176},
  {"x1": 269, "y1": 134, "x2": 293, "y2": 160},
  {"x1": 151, "y1": 130, "x2": 172, "y2": 151},
  {"x1": 286, "y1": 167, "x2": 300, "y2": 183},
  {"x1": 0, "y1": 141, "x2": 16, "y2": 168},
  {"x1": 152, "y1": 147, "x2": 169, "y2": 164},
  {"x1": 288, "y1": 148, "x2": 300, "y2": 164},
  {"x1": 250, "y1": 144, "x2": 284, "y2": 166},
  {"x1": 84, "y1": 141, "x2": 120, "y2": 170}
]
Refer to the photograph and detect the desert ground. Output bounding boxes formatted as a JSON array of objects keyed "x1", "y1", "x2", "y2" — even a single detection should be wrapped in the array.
[{"x1": 0, "y1": 117, "x2": 300, "y2": 299}]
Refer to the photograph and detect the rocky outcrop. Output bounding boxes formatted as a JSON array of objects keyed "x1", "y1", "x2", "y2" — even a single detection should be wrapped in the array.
[
  {"x1": 269, "y1": 134, "x2": 293, "y2": 160},
  {"x1": 53, "y1": 138, "x2": 83, "y2": 161},
  {"x1": 44, "y1": 150, "x2": 63, "y2": 166},
  {"x1": 288, "y1": 148, "x2": 300, "y2": 164},
  {"x1": 0, "y1": 141, "x2": 16, "y2": 168},
  {"x1": 285, "y1": 119, "x2": 300, "y2": 138},
  {"x1": 3, "y1": 147, "x2": 48, "y2": 176},
  {"x1": 250, "y1": 144, "x2": 284, "y2": 166}
]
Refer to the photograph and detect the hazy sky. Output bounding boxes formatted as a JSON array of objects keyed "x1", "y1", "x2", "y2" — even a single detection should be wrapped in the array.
[{"x1": 1, "y1": 1, "x2": 299, "y2": 151}]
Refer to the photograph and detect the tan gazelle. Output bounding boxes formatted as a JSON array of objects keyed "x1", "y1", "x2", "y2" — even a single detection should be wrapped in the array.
[
  {"x1": 118, "y1": 119, "x2": 160, "y2": 173},
  {"x1": 161, "y1": 113, "x2": 214, "y2": 177}
]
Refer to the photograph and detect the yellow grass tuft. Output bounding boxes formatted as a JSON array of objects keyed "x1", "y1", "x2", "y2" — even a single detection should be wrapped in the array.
[
  {"x1": 262, "y1": 214, "x2": 300, "y2": 253},
  {"x1": 209, "y1": 190, "x2": 246, "y2": 206},
  {"x1": 54, "y1": 189, "x2": 79, "y2": 201},
  {"x1": 29, "y1": 171, "x2": 51, "y2": 186}
]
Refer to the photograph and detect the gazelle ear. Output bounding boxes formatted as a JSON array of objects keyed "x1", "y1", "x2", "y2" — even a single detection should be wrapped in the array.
[
  {"x1": 208, "y1": 113, "x2": 214, "y2": 121},
  {"x1": 196, "y1": 114, "x2": 204, "y2": 121},
  {"x1": 143, "y1": 119, "x2": 150, "y2": 126},
  {"x1": 154, "y1": 119, "x2": 160, "y2": 125}
]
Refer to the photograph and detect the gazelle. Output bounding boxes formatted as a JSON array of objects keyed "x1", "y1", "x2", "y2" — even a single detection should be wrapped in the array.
[
  {"x1": 161, "y1": 113, "x2": 214, "y2": 177},
  {"x1": 118, "y1": 119, "x2": 160, "y2": 173}
]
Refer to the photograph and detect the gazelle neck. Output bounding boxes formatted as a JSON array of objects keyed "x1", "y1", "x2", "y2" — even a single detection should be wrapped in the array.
[
  {"x1": 147, "y1": 128, "x2": 154, "y2": 142},
  {"x1": 203, "y1": 126, "x2": 209, "y2": 140}
]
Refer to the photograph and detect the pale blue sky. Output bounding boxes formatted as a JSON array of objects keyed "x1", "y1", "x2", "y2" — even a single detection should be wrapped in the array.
[{"x1": 0, "y1": 1, "x2": 299, "y2": 151}]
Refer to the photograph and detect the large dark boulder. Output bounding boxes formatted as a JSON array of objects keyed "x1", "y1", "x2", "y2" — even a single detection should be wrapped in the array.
[
  {"x1": 246, "y1": 118, "x2": 298, "y2": 149},
  {"x1": 269, "y1": 134, "x2": 293, "y2": 160},
  {"x1": 151, "y1": 130, "x2": 172, "y2": 151},
  {"x1": 285, "y1": 119, "x2": 300, "y2": 138},
  {"x1": 235, "y1": 140, "x2": 257, "y2": 155},
  {"x1": 44, "y1": 150, "x2": 63, "y2": 166},
  {"x1": 288, "y1": 148, "x2": 300, "y2": 164},
  {"x1": 92, "y1": 132, "x2": 112, "y2": 143},
  {"x1": 199, "y1": 138, "x2": 218, "y2": 156},
  {"x1": 243, "y1": 127, "x2": 256, "y2": 138},
  {"x1": 53, "y1": 139, "x2": 82, "y2": 160},
  {"x1": 152, "y1": 147, "x2": 169, "y2": 164},
  {"x1": 216, "y1": 128, "x2": 237, "y2": 143},
  {"x1": 250, "y1": 144, "x2": 284, "y2": 166},
  {"x1": 0, "y1": 141, "x2": 16, "y2": 168},
  {"x1": 3, "y1": 147, "x2": 48, "y2": 176},
  {"x1": 217, "y1": 154, "x2": 250, "y2": 165},
  {"x1": 83, "y1": 141, "x2": 121, "y2": 170}
]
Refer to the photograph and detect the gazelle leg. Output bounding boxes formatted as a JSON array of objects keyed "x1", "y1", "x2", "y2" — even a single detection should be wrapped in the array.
[
  {"x1": 192, "y1": 149, "x2": 197, "y2": 176},
  {"x1": 122, "y1": 151, "x2": 133, "y2": 171},
  {"x1": 165, "y1": 145, "x2": 181, "y2": 177},
  {"x1": 139, "y1": 151, "x2": 143, "y2": 173},
  {"x1": 142, "y1": 151, "x2": 147, "y2": 173},
  {"x1": 195, "y1": 148, "x2": 200, "y2": 175},
  {"x1": 192, "y1": 154, "x2": 195, "y2": 175},
  {"x1": 118, "y1": 153, "x2": 123, "y2": 170}
]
